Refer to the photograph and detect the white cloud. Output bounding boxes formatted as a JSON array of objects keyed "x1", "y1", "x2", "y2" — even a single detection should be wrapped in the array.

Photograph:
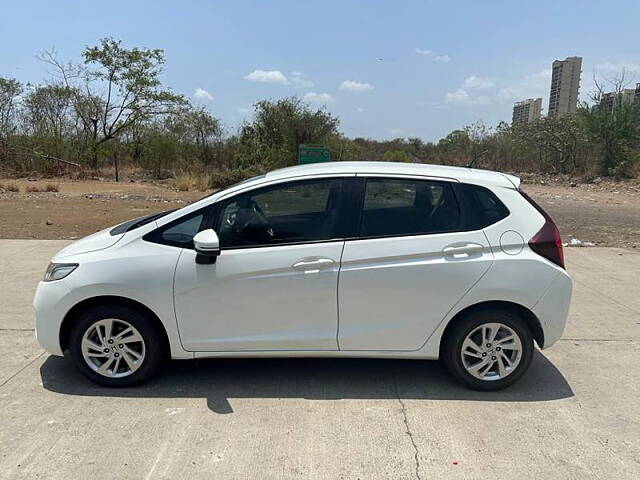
[
  {"x1": 387, "y1": 128, "x2": 404, "y2": 136},
  {"x1": 244, "y1": 69, "x2": 289, "y2": 84},
  {"x1": 445, "y1": 88, "x2": 470, "y2": 104},
  {"x1": 339, "y1": 80, "x2": 374, "y2": 92},
  {"x1": 355, "y1": 107, "x2": 365, "y2": 113},
  {"x1": 291, "y1": 71, "x2": 304, "y2": 76},
  {"x1": 415, "y1": 48, "x2": 432, "y2": 56},
  {"x1": 434, "y1": 55, "x2": 451, "y2": 63},
  {"x1": 193, "y1": 88, "x2": 214, "y2": 101},
  {"x1": 303, "y1": 92, "x2": 336, "y2": 104},
  {"x1": 445, "y1": 88, "x2": 491, "y2": 106},
  {"x1": 463, "y1": 76, "x2": 495, "y2": 89},
  {"x1": 238, "y1": 107, "x2": 251, "y2": 114},
  {"x1": 291, "y1": 75, "x2": 314, "y2": 88}
]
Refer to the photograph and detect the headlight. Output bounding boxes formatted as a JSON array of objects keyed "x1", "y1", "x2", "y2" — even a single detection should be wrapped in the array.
[{"x1": 44, "y1": 263, "x2": 78, "y2": 282}]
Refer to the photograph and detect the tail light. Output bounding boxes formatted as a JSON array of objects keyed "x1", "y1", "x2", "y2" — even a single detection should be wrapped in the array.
[{"x1": 519, "y1": 190, "x2": 565, "y2": 269}]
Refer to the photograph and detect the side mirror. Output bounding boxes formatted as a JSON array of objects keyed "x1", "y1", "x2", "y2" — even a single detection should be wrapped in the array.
[{"x1": 193, "y1": 229, "x2": 220, "y2": 264}]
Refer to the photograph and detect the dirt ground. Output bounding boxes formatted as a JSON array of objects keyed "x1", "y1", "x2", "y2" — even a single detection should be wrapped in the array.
[{"x1": 1, "y1": 177, "x2": 639, "y2": 248}]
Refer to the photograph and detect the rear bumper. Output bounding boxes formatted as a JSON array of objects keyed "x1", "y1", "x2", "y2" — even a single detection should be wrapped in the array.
[
  {"x1": 33, "y1": 280, "x2": 77, "y2": 356},
  {"x1": 532, "y1": 270, "x2": 573, "y2": 349}
]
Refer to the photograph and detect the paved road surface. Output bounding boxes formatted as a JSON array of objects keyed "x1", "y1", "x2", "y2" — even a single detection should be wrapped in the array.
[{"x1": 0, "y1": 240, "x2": 638, "y2": 479}]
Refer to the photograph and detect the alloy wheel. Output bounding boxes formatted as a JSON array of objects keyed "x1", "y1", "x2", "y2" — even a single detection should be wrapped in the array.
[
  {"x1": 80, "y1": 318, "x2": 146, "y2": 378},
  {"x1": 460, "y1": 322, "x2": 523, "y2": 381}
]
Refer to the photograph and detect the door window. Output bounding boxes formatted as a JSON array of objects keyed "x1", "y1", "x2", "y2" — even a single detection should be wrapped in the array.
[
  {"x1": 143, "y1": 207, "x2": 213, "y2": 249},
  {"x1": 360, "y1": 178, "x2": 460, "y2": 237},
  {"x1": 217, "y1": 178, "x2": 344, "y2": 247}
]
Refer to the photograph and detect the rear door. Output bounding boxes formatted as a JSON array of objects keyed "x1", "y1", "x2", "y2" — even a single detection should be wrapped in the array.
[{"x1": 338, "y1": 176, "x2": 494, "y2": 351}]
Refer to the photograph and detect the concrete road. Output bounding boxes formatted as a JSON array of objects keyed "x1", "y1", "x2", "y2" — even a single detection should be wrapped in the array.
[{"x1": 0, "y1": 239, "x2": 639, "y2": 479}]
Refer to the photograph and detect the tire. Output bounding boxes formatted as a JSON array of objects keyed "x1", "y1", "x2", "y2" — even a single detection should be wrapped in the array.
[
  {"x1": 442, "y1": 308, "x2": 534, "y2": 391},
  {"x1": 68, "y1": 305, "x2": 166, "y2": 387}
]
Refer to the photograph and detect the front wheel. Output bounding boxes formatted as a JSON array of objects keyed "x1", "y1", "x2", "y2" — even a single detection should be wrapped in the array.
[
  {"x1": 442, "y1": 309, "x2": 534, "y2": 391},
  {"x1": 69, "y1": 305, "x2": 165, "y2": 387}
]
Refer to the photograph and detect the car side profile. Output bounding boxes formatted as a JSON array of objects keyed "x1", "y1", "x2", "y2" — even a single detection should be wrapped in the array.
[{"x1": 34, "y1": 162, "x2": 572, "y2": 391}]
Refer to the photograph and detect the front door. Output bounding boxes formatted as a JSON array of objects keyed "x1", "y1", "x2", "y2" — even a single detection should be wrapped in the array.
[{"x1": 174, "y1": 177, "x2": 347, "y2": 351}]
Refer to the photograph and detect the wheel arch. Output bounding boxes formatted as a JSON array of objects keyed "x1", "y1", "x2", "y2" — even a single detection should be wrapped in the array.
[
  {"x1": 439, "y1": 300, "x2": 545, "y2": 355},
  {"x1": 59, "y1": 295, "x2": 171, "y2": 356}
]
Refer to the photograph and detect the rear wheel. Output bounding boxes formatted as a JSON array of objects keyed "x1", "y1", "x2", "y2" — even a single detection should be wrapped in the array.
[
  {"x1": 69, "y1": 305, "x2": 165, "y2": 387},
  {"x1": 442, "y1": 309, "x2": 534, "y2": 391}
]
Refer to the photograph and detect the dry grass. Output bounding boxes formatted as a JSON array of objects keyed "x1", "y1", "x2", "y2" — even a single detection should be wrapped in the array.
[
  {"x1": 3, "y1": 182, "x2": 20, "y2": 192},
  {"x1": 23, "y1": 183, "x2": 60, "y2": 193},
  {"x1": 174, "y1": 173, "x2": 210, "y2": 192}
]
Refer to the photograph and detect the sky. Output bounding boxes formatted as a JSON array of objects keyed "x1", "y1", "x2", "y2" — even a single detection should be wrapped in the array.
[{"x1": 2, "y1": 0, "x2": 640, "y2": 141}]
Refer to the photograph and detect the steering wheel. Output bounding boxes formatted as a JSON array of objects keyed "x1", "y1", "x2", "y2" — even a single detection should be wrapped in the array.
[
  {"x1": 251, "y1": 201, "x2": 274, "y2": 237},
  {"x1": 226, "y1": 200, "x2": 274, "y2": 238}
]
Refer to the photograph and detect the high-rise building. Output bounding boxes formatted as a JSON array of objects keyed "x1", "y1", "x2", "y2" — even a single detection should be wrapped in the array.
[
  {"x1": 601, "y1": 88, "x2": 638, "y2": 113},
  {"x1": 548, "y1": 56, "x2": 582, "y2": 116},
  {"x1": 512, "y1": 98, "x2": 542, "y2": 125}
]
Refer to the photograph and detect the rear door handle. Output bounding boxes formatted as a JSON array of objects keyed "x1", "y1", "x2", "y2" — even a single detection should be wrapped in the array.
[
  {"x1": 442, "y1": 243, "x2": 484, "y2": 258},
  {"x1": 292, "y1": 257, "x2": 335, "y2": 271}
]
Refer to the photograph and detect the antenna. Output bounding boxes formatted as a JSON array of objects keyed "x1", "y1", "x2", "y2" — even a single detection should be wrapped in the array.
[{"x1": 465, "y1": 149, "x2": 488, "y2": 169}]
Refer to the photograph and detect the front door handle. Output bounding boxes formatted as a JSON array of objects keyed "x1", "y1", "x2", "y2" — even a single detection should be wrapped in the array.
[
  {"x1": 442, "y1": 243, "x2": 484, "y2": 258},
  {"x1": 292, "y1": 257, "x2": 335, "y2": 271}
]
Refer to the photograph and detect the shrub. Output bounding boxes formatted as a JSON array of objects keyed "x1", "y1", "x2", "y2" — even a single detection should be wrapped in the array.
[
  {"x1": 174, "y1": 173, "x2": 196, "y2": 191},
  {"x1": 209, "y1": 167, "x2": 261, "y2": 189}
]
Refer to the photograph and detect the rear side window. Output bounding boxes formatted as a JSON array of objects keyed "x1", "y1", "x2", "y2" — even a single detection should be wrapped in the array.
[
  {"x1": 360, "y1": 178, "x2": 460, "y2": 237},
  {"x1": 455, "y1": 183, "x2": 509, "y2": 229}
]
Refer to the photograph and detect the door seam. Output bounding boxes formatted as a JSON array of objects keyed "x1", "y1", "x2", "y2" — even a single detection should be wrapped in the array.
[{"x1": 335, "y1": 240, "x2": 347, "y2": 350}]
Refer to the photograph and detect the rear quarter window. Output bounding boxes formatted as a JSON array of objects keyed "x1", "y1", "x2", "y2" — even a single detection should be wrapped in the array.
[{"x1": 455, "y1": 183, "x2": 510, "y2": 230}]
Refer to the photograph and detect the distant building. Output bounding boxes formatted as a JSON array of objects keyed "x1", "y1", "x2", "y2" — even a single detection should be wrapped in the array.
[
  {"x1": 601, "y1": 88, "x2": 638, "y2": 113},
  {"x1": 512, "y1": 98, "x2": 542, "y2": 125},
  {"x1": 548, "y1": 56, "x2": 582, "y2": 116}
]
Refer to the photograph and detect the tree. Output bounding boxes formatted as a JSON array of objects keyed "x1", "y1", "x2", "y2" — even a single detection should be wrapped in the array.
[
  {"x1": 512, "y1": 115, "x2": 588, "y2": 174},
  {"x1": 382, "y1": 150, "x2": 410, "y2": 162},
  {"x1": 42, "y1": 38, "x2": 186, "y2": 171},
  {"x1": 0, "y1": 77, "x2": 22, "y2": 136},
  {"x1": 235, "y1": 96, "x2": 340, "y2": 169},
  {"x1": 579, "y1": 74, "x2": 640, "y2": 177}
]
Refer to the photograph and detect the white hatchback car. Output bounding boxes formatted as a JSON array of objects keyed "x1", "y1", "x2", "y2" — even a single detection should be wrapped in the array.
[{"x1": 34, "y1": 162, "x2": 572, "y2": 390}]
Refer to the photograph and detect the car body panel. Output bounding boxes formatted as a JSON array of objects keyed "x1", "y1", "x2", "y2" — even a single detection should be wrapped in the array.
[
  {"x1": 174, "y1": 241, "x2": 344, "y2": 351},
  {"x1": 338, "y1": 230, "x2": 493, "y2": 350}
]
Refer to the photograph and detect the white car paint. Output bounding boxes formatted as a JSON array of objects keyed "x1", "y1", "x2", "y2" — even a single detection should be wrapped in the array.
[{"x1": 34, "y1": 162, "x2": 572, "y2": 365}]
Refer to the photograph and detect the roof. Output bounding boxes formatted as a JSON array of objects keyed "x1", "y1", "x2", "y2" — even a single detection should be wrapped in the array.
[{"x1": 265, "y1": 161, "x2": 520, "y2": 189}]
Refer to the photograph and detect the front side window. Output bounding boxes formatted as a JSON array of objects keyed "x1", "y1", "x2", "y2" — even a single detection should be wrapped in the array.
[
  {"x1": 217, "y1": 178, "x2": 344, "y2": 248},
  {"x1": 144, "y1": 206, "x2": 213, "y2": 249},
  {"x1": 360, "y1": 178, "x2": 460, "y2": 237}
]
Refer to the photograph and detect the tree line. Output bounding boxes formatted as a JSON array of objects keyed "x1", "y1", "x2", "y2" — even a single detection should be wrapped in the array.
[{"x1": 1, "y1": 38, "x2": 639, "y2": 187}]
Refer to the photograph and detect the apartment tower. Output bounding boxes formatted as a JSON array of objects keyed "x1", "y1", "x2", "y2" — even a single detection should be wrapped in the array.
[
  {"x1": 512, "y1": 98, "x2": 542, "y2": 125},
  {"x1": 548, "y1": 56, "x2": 582, "y2": 116}
]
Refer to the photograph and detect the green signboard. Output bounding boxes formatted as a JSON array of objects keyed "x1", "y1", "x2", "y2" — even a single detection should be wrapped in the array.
[{"x1": 298, "y1": 144, "x2": 331, "y2": 164}]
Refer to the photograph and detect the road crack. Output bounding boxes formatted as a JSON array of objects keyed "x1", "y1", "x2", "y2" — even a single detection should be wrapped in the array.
[
  {"x1": 392, "y1": 369, "x2": 422, "y2": 480},
  {"x1": 0, "y1": 352, "x2": 44, "y2": 389}
]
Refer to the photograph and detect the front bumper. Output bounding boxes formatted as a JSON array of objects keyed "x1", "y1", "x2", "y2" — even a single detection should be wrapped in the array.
[
  {"x1": 33, "y1": 280, "x2": 77, "y2": 356},
  {"x1": 532, "y1": 270, "x2": 573, "y2": 348}
]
